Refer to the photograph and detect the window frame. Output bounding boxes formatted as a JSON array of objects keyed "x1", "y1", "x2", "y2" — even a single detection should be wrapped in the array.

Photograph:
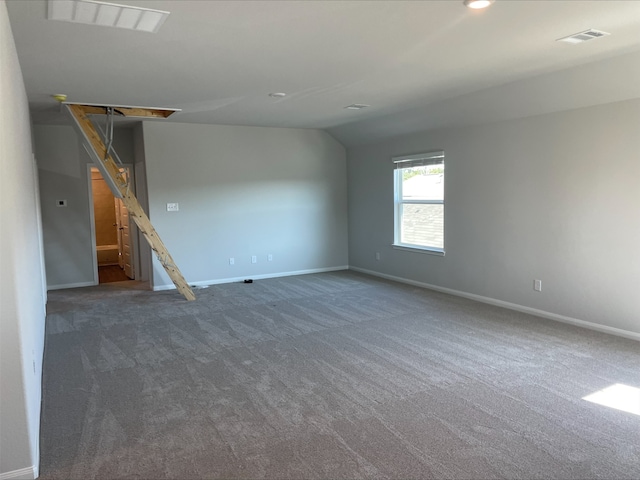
[{"x1": 392, "y1": 150, "x2": 445, "y2": 256}]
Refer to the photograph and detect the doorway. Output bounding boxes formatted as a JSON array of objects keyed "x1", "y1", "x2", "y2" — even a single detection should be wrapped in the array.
[{"x1": 90, "y1": 166, "x2": 137, "y2": 284}]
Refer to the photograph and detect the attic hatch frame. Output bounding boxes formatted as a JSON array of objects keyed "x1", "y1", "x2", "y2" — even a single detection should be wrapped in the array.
[{"x1": 65, "y1": 102, "x2": 196, "y2": 301}]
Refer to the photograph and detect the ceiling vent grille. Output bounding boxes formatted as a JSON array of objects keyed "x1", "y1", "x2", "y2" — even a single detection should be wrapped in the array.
[
  {"x1": 557, "y1": 29, "x2": 610, "y2": 45},
  {"x1": 47, "y1": 0, "x2": 170, "y2": 33}
]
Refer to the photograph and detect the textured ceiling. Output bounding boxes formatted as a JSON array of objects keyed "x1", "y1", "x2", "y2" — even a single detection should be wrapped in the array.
[{"x1": 6, "y1": 0, "x2": 640, "y2": 146}]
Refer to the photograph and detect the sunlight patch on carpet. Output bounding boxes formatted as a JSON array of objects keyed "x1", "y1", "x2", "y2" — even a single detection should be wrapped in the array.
[{"x1": 583, "y1": 383, "x2": 640, "y2": 416}]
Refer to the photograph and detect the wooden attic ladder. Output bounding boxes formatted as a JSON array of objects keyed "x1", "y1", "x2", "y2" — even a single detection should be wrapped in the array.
[{"x1": 66, "y1": 103, "x2": 196, "y2": 301}]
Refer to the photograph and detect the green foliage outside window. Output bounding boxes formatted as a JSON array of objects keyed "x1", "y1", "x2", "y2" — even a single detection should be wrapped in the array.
[{"x1": 402, "y1": 166, "x2": 444, "y2": 180}]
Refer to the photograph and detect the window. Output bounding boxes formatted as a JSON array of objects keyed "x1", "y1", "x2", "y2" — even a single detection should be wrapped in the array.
[{"x1": 393, "y1": 150, "x2": 445, "y2": 254}]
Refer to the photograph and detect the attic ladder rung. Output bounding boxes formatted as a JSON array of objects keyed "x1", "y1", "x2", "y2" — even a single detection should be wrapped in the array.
[{"x1": 66, "y1": 103, "x2": 196, "y2": 301}]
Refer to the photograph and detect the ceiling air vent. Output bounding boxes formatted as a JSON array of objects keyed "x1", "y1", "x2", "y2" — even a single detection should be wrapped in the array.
[
  {"x1": 557, "y1": 29, "x2": 610, "y2": 45},
  {"x1": 48, "y1": 0, "x2": 170, "y2": 33}
]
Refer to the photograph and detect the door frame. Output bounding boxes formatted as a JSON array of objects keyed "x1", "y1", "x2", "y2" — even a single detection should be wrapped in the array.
[{"x1": 87, "y1": 163, "x2": 140, "y2": 284}]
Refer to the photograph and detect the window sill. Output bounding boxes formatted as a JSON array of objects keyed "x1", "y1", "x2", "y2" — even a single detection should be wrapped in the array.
[{"x1": 392, "y1": 244, "x2": 445, "y2": 256}]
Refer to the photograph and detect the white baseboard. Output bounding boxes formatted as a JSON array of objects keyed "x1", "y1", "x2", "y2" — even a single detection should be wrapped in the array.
[
  {"x1": 350, "y1": 266, "x2": 640, "y2": 342},
  {"x1": 0, "y1": 466, "x2": 38, "y2": 480},
  {"x1": 152, "y1": 266, "x2": 350, "y2": 292},
  {"x1": 47, "y1": 280, "x2": 96, "y2": 291}
]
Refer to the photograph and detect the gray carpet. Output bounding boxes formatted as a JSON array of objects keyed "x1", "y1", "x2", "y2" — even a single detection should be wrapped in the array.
[{"x1": 40, "y1": 271, "x2": 640, "y2": 479}]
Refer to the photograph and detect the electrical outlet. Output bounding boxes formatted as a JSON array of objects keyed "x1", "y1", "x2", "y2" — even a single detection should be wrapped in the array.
[
  {"x1": 375, "y1": 252, "x2": 380, "y2": 260},
  {"x1": 56, "y1": 199, "x2": 67, "y2": 207},
  {"x1": 251, "y1": 255, "x2": 257, "y2": 264},
  {"x1": 229, "y1": 257, "x2": 234, "y2": 265},
  {"x1": 534, "y1": 279, "x2": 542, "y2": 292},
  {"x1": 166, "y1": 202, "x2": 179, "y2": 212},
  {"x1": 268, "y1": 254, "x2": 273, "y2": 261}
]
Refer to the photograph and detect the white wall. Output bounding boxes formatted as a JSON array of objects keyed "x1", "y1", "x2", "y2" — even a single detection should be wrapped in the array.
[
  {"x1": 34, "y1": 125, "x2": 135, "y2": 289},
  {"x1": 348, "y1": 99, "x2": 640, "y2": 337},
  {"x1": 35, "y1": 125, "x2": 93, "y2": 288},
  {"x1": 34, "y1": 121, "x2": 348, "y2": 291},
  {"x1": 141, "y1": 122, "x2": 348, "y2": 289},
  {"x1": 133, "y1": 123, "x2": 152, "y2": 282},
  {"x1": 0, "y1": 1, "x2": 46, "y2": 478}
]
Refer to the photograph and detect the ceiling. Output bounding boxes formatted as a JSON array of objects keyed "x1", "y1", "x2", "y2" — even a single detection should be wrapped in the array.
[{"x1": 6, "y1": 0, "x2": 640, "y2": 147}]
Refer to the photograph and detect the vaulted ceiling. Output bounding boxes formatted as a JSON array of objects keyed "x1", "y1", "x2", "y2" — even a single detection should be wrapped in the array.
[{"x1": 6, "y1": 0, "x2": 640, "y2": 146}]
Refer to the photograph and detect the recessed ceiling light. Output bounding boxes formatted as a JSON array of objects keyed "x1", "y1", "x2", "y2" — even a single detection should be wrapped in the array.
[
  {"x1": 557, "y1": 29, "x2": 610, "y2": 45},
  {"x1": 463, "y1": 0, "x2": 494, "y2": 9},
  {"x1": 268, "y1": 92, "x2": 287, "y2": 98},
  {"x1": 344, "y1": 104, "x2": 370, "y2": 110},
  {"x1": 47, "y1": 0, "x2": 170, "y2": 33}
]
